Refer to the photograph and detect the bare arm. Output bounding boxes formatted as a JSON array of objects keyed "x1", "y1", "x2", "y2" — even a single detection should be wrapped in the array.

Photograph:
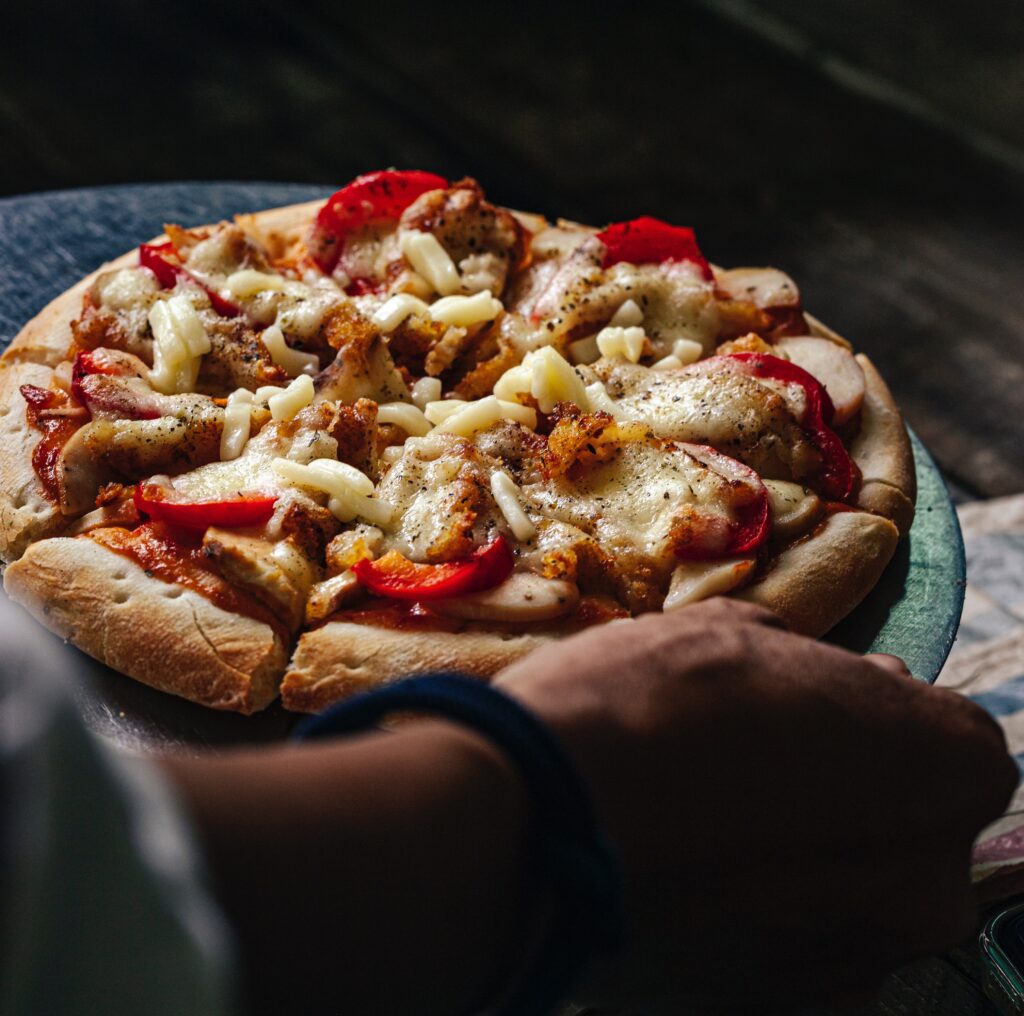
[
  {"x1": 161, "y1": 598, "x2": 1017, "y2": 1015},
  {"x1": 161, "y1": 720, "x2": 531, "y2": 1016}
]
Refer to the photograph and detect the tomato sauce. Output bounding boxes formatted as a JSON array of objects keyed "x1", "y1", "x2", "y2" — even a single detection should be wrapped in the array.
[
  {"x1": 89, "y1": 523, "x2": 290, "y2": 642},
  {"x1": 20, "y1": 384, "x2": 86, "y2": 503}
]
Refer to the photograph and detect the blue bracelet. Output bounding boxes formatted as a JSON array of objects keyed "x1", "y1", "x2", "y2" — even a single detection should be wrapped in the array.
[{"x1": 293, "y1": 672, "x2": 624, "y2": 1015}]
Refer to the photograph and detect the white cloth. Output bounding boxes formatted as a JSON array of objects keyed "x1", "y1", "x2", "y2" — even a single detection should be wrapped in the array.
[{"x1": 0, "y1": 597, "x2": 234, "y2": 1015}]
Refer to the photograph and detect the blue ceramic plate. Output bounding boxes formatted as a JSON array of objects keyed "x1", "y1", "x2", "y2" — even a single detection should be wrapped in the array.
[{"x1": 0, "y1": 183, "x2": 965, "y2": 749}]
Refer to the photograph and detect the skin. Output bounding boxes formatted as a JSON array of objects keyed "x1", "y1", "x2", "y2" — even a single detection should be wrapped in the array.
[{"x1": 162, "y1": 598, "x2": 1017, "y2": 1016}]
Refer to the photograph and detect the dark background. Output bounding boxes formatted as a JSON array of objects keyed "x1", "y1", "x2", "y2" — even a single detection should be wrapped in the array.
[{"x1": 1, "y1": 0, "x2": 1022, "y2": 496}]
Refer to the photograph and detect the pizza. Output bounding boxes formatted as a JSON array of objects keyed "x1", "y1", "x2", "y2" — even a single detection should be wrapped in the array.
[{"x1": 0, "y1": 171, "x2": 915, "y2": 714}]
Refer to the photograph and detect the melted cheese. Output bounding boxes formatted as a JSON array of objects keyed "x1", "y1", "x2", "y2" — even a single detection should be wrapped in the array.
[
  {"x1": 376, "y1": 402, "x2": 432, "y2": 437},
  {"x1": 220, "y1": 388, "x2": 254, "y2": 460},
  {"x1": 429, "y1": 290, "x2": 503, "y2": 327},
  {"x1": 651, "y1": 355, "x2": 683, "y2": 371},
  {"x1": 399, "y1": 231, "x2": 460, "y2": 296},
  {"x1": 372, "y1": 293, "x2": 430, "y2": 332},
  {"x1": 672, "y1": 338, "x2": 704, "y2": 365},
  {"x1": 268, "y1": 374, "x2": 314, "y2": 421},
  {"x1": 435, "y1": 396, "x2": 536, "y2": 437},
  {"x1": 609, "y1": 298, "x2": 643, "y2": 327},
  {"x1": 261, "y1": 324, "x2": 320, "y2": 377},
  {"x1": 596, "y1": 325, "x2": 646, "y2": 362},
  {"x1": 586, "y1": 362, "x2": 814, "y2": 480},
  {"x1": 525, "y1": 440, "x2": 720, "y2": 560},
  {"x1": 272, "y1": 458, "x2": 393, "y2": 526},
  {"x1": 147, "y1": 294, "x2": 212, "y2": 394},
  {"x1": 493, "y1": 346, "x2": 589, "y2": 413},
  {"x1": 583, "y1": 381, "x2": 622, "y2": 419},
  {"x1": 225, "y1": 269, "x2": 286, "y2": 299},
  {"x1": 97, "y1": 268, "x2": 159, "y2": 310},
  {"x1": 424, "y1": 399, "x2": 468, "y2": 425},
  {"x1": 411, "y1": 376, "x2": 442, "y2": 409},
  {"x1": 490, "y1": 471, "x2": 536, "y2": 541}
]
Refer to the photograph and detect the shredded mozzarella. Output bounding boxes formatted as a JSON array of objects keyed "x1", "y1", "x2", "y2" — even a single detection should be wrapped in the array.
[
  {"x1": 261, "y1": 324, "x2": 320, "y2": 377},
  {"x1": 411, "y1": 376, "x2": 442, "y2": 409},
  {"x1": 376, "y1": 402, "x2": 432, "y2": 437},
  {"x1": 651, "y1": 355, "x2": 683, "y2": 371},
  {"x1": 268, "y1": 374, "x2": 315, "y2": 421},
  {"x1": 429, "y1": 290, "x2": 503, "y2": 327},
  {"x1": 224, "y1": 269, "x2": 286, "y2": 299},
  {"x1": 490, "y1": 471, "x2": 536, "y2": 541},
  {"x1": 399, "y1": 231, "x2": 461, "y2": 296},
  {"x1": 435, "y1": 396, "x2": 537, "y2": 437},
  {"x1": 584, "y1": 381, "x2": 622, "y2": 419},
  {"x1": 147, "y1": 294, "x2": 212, "y2": 394},
  {"x1": 99, "y1": 268, "x2": 159, "y2": 310},
  {"x1": 220, "y1": 388, "x2": 254, "y2": 460},
  {"x1": 609, "y1": 298, "x2": 643, "y2": 327},
  {"x1": 272, "y1": 458, "x2": 393, "y2": 526},
  {"x1": 596, "y1": 325, "x2": 646, "y2": 363},
  {"x1": 672, "y1": 338, "x2": 704, "y2": 365},
  {"x1": 423, "y1": 399, "x2": 469, "y2": 425},
  {"x1": 372, "y1": 293, "x2": 430, "y2": 333}
]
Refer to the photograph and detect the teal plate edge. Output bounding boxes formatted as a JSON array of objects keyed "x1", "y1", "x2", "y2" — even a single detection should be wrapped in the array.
[{"x1": 826, "y1": 430, "x2": 966, "y2": 683}]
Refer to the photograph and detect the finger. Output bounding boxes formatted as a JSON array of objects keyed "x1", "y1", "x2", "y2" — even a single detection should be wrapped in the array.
[{"x1": 864, "y1": 653, "x2": 914, "y2": 680}]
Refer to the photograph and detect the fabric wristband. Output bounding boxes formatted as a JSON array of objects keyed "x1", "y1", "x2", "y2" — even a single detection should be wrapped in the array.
[{"x1": 293, "y1": 672, "x2": 624, "y2": 1016}]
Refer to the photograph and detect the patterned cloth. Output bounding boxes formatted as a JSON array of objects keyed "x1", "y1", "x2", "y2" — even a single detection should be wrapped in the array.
[{"x1": 941, "y1": 495, "x2": 1024, "y2": 900}]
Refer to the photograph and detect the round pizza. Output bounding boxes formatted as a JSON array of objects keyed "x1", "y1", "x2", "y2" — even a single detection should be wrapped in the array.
[{"x1": 0, "y1": 171, "x2": 915, "y2": 714}]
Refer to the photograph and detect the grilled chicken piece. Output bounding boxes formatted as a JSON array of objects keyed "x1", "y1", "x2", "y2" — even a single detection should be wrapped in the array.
[
  {"x1": 57, "y1": 399, "x2": 227, "y2": 515},
  {"x1": 315, "y1": 306, "x2": 409, "y2": 405},
  {"x1": 202, "y1": 529, "x2": 317, "y2": 631},
  {"x1": 396, "y1": 178, "x2": 527, "y2": 298},
  {"x1": 583, "y1": 360, "x2": 821, "y2": 484}
]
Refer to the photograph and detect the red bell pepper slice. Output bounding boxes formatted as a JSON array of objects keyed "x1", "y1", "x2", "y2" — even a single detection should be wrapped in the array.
[
  {"x1": 138, "y1": 241, "x2": 241, "y2": 318},
  {"x1": 691, "y1": 353, "x2": 856, "y2": 502},
  {"x1": 596, "y1": 216, "x2": 713, "y2": 280},
  {"x1": 311, "y1": 169, "x2": 449, "y2": 274},
  {"x1": 71, "y1": 349, "x2": 126, "y2": 407},
  {"x1": 674, "y1": 443, "x2": 770, "y2": 560},
  {"x1": 352, "y1": 535, "x2": 514, "y2": 601},
  {"x1": 133, "y1": 482, "x2": 277, "y2": 531}
]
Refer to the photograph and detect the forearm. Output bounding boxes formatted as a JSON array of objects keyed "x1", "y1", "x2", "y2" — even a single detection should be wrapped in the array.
[{"x1": 161, "y1": 720, "x2": 532, "y2": 1016}]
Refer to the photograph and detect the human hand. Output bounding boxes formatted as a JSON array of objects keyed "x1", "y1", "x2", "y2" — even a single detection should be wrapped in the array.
[{"x1": 495, "y1": 598, "x2": 1017, "y2": 1012}]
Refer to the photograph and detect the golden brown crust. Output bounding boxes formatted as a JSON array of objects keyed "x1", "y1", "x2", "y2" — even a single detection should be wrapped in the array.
[
  {"x1": 737, "y1": 511, "x2": 900, "y2": 637},
  {"x1": 3, "y1": 537, "x2": 285, "y2": 713},
  {"x1": 850, "y1": 354, "x2": 916, "y2": 536},
  {"x1": 0, "y1": 361, "x2": 70, "y2": 562},
  {"x1": 281, "y1": 621, "x2": 554, "y2": 712}
]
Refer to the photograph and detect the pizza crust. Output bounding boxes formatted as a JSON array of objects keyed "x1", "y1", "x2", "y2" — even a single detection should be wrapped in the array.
[
  {"x1": 0, "y1": 360, "x2": 70, "y2": 562},
  {"x1": 3, "y1": 536, "x2": 285, "y2": 713},
  {"x1": 737, "y1": 510, "x2": 899, "y2": 637},
  {"x1": 850, "y1": 354, "x2": 917, "y2": 536},
  {"x1": 281, "y1": 622, "x2": 554, "y2": 713}
]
